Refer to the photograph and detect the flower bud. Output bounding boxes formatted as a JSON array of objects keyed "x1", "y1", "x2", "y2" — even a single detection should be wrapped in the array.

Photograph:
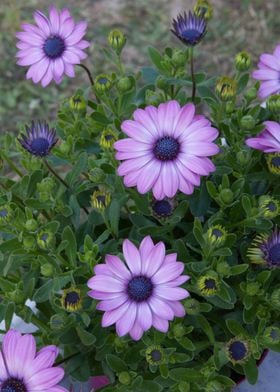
[
  {"x1": 258, "y1": 196, "x2": 279, "y2": 219},
  {"x1": 184, "y1": 298, "x2": 200, "y2": 315},
  {"x1": 271, "y1": 288, "x2": 280, "y2": 309},
  {"x1": 256, "y1": 304, "x2": 270, "y2": 320},
  {"x1": 37, "y1": 231, "x2": 54, "y2": 250},
  {"x1": 23, "y1": 236, "x2": 36, "y2": 250},
  {"x1": 50, "y1": 314, "x2": 65, "y2": 330},
  {"x1": 108, "y1": 30, "x2": 126, "y2": 54},
  {"x1": 263, "y1": 326, "x2": 280, "y2": 345},
  {"x1": 225, "y1": 101, "x2": 235, "y2": 114},
  {"x1": 206, "y1": 225, "x2": 227, "y2": 247},
  {"x1": 173, "y1": 323, "x2": 186, "y2": 339},
  {"x1": 91, "y1": 190, "x2": 111, "y2": 211},
  {"x1": 172, "y1": 49, "x2": 188, "y2": 67},
  {"x1": 246, "y1": 282, "x2": 261, "y2": 296},
  {"x1": 220, "y1": 189, "x2": 234, "y2": 204},
  {"x1": 117, "y1": 76, "x2": 133, "y2": 92},
  {"x1": 94, "y1": 74, "x2": 112, "y2": 93},
  {"x1": 235, "y1": 51, "x2": 251, "y2": 72},
  {"x1": 40, "y1": 263, "x2": 54, "y2": 277},
  {"x1": 69, "y1": 94, "x2": 87, "y2": 112},
  {"x1": 156, "y1": 75, "x2": 169, "y2": 90},
  {"x1": 0, "y1": 204, "x2": 12, "y2": 224},
  {"x1": 194, "y1": 0, "x2": 213, "y2": 20},
  {"x1": 215, "y1": 76, "x2": 237, "y2": 101},
  {"x1": 100, "y1": 128, "x2": 118, "y2": 150},
  {"x1": 245, "y1": 87, "x2": 258, "y2": 101},
  {"x1": 88, "y1": 168, "x2": 105, "y2": 183},
  {"x1": 216, "y1": 261, "x2": 231, "y2": 276},
  {"x1": 145, "y1": 89, "x2": 162, "y2": 106},
  {"x1": 25, "y1": 219, "x2": 38, "y2": 231},
  {"x1": 240, "y1": 115, "x2": 255, "y2": 131},
  {"x1": 118, "y1": 372, "x2": 130, "y2": 385},
  {"x1": 267, "y1": 94, "x2": 280, "y2": 115},
  {"x1": 59, "y1": 141, "x2": 71, "y2": 155},
  {"x1": 266, "y1": 153, "x2": 280, "y2": 175},
  {"x1": 237, "y1": 150, "x2": 251, "y2": 166}
]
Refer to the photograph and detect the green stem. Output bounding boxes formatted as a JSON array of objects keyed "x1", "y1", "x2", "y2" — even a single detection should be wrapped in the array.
[
  {"x1": 1, "y1": 151, "x2": 23, "y2": 177},
  {"x1": 189, "y1": 47, "x2": 196, "y2": 102},
  {"x1": 30, "y1": 314, "x2": 51, "y2": 333},
  {"x1": 77, "y1": 63, "x2": 94, "y2": 86},
  {"x1": 116, "y1": 54, "x2": 125, "y2": 76}
]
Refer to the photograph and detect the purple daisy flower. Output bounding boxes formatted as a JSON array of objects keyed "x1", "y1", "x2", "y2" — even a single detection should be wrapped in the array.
[
  {"x1": 114, "y1": 100, "x2": 219, "y2": 200},
  {"x1": 18, "y1": 121, "x2": 58, "y2": 157},
  {"x1": 247, "y1": 228, "x2": 280, "y2": 268},
  {"x1": 246, "y1": 121, "x2": 280, "y2": 153},
  {"x1": 252, "y1": 45, "x2": 280, "y2": 99},
  {"x1": 87, "y1": 236, "x2": 190, "y2": 341},
  {"x1": 171, "y1": 11, "x2": 207, "y2": 46},
  {"x1": 16, "y1": 6, "x2": 89, "y2": 87},
  {"x1": 0, "y1": 329, "x2": 67, "y2": 391}
]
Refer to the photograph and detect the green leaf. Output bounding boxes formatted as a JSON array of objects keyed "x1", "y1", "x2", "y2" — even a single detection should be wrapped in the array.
[
  {"x1": 226, "y1": 319, "x2": 247, "y2": 336},
  {"x1": 148, "y1": 47, "x2": 166, "y2": 73},
  {"x1": 76, "y1": 327, "x2": 96, "y2": 346},
  {"x1": 33, "y1": 279, "x2": 53, "y2": 303},
  {"x1": 66, "y1": 152, "x2": 88, "y2": 186},
  {"x1": 106, "y1": 354, "x2": 127, "y2": 372},
  {"x1": 139, "y1": 381, "x2": 163, "y2": 392},
  {"x1": 108, "y1": 199, "x2": 120, "y2": 237},
  {"x1": 243, "y1": 358, "x2": 258, "y2": 385},
  {"x1": 169, "y1": 367, "x2": 201, "y2": 381},
  {"x1": 230, "y1": 264, "x2": 249, "y2": 276},
  {"x1": 196, "y1": 314, "x2": 215, "y2": 343},
  {"x1": 5, "y1": 302, "x2": 15, "y2": 329},
  {"x1": 179, "y1": 337, "x2": 195, "y2": 351},
  {"x1": 241, "y1": 195, "x2": 251, "y2": 216},
  {"x1": 62, "y1": 226, "x2": 77, "y2": 267}
]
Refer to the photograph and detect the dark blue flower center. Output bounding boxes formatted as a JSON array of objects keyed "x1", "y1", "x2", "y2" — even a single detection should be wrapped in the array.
[
  {"x1": 30, "y1": 137, "x2": 50, "y2": 156},
  {"x1": 212, "y1": 229, "x2": 223, "y2": 238},
  {"x1": 152, "y1": 200, "x2": 172, "y2": 216},
  {"x1": 154, "y1": 137, "x2": 179, "y2": 161},
  {"x1": 43, "y1": 36, "x2": 65, "y2": 59},
  {"x1": 105, "y1": 134, "x2": 114, "y2": 141},
  {"x1": 271, "y1": 157, "x2": 280, "y2": 167},
  {"x1": 181, "y1": 29, "x2": 203, "y2": 44},
  {"x1": 1, "y1": 378, "x2": 27, "y2": 392},
  {"x1": 205, "y1": 278, "x2": 216, "y2": 289},
  {"x1": 65, "y1": 291, "x2": 80, "y2": 306},
  {"x1": 96, "y1": 195, "x2": 106, "y2": 206},
  {"x1": 127, "y1": 276, "x2": 153, "y2": 302},
  {"x1": 267, "y1": 202, "x2": 277, "y2": 212},
  {"x1": 270, "y1": 328, "x2": 279, "y2": 341},
  {"x1": 0, "y1": 209, "x2": 8, "y2": 218},
  {"x1": 151, "y1": 350, "x2": 162, "y2": 362},
  {"x1": 229, "y1": 341, "x2": 247, "y2": 361},
  {"x1": 40, "y1": 234, "x2": 49, "y2": 242},
  {"x1": 97, "y1": 77, "x2": 109, "y2": 85},
  {"x1": 269, "y1": 243, "x2": 280, "y2": 265}
]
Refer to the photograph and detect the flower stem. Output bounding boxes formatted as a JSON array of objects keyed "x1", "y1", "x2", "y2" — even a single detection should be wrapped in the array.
[
  {"x1": 189, "y1": 47, "x2": 196, "y2": 102},
  {"x1": 1, "y1": 151, "x2": 23, "y2": 177},
  {"x1": 77, "y1": 63, "x2": 94, "y2": 86}
]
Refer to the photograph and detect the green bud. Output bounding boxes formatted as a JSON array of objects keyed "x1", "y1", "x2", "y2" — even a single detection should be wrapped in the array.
[
  {"x1": 245, "y1": 87, "x2": 258, "y2": 101},
  {"x1": 40, "y1": 263, "x2": 54, "y2": 277},
  {"x1": 50, "y1": 314, "x2": 65, "y2": 330},
  {"x1": 263, "y1": 326, "x2": 280, "y2": 344},
  {"x1": 59, "y1": 141, "x2": 71, "y2": 155},
  {"x1": 23, "y1": 236, "x2": 36, "y2": 250},
  {"x1": 241, "y1": 115, "x2": 255, "y2": 131},
  {"x1": 88, "y1": 168, "x2": 105, "y2": 183},
  {"x1": 178, "y1": 381, "x2": 190, "y2": 392},
  {"x1": 194, "y1": 0, "x2": 213, "y2": 20},
  {"x1": 184, "y1": 298, "x2": 200, "y2": 315},
  {"x1": 216, "y1": 261, "x2": 231, "y2": 276},
  {"x1": 25, "y1": 219, "x2": 38, "y2": 231},
  {"x1": 94, "y1": 74, "x2": 112, "y2": 93},
  {"x1": 267, "y1": 95, "x2": 280, "y2": 115},
  {"x1": 220, "y1": 189, "x2": 234, "y2": 204},
  {"x1": 69, "y1": 94, "x2": 87, "y2": 112},
  {"x1": 270, "y1": 288, "x2": 280, "y2": 309},
  {"x1": 235, "y1": 51, "x2": 251, "y2": 72},
  {"x1": 37, "y1": 231, "x2": 54, "y2": 250},
  {"x1": 172, "y1": 49, "x2": 187, "y2": 67},
  {"x1": 117, "y1": 76, "x2": 132, "y2": 92},
  {"x1": 37, "y1": 177, "x2": 55, "y2": 193},
  {"x1": 225, "y1": 101, "x2": 235, "y2": 114},
  {"x1": 246, "y1": 282, "x2": 261, "y2": 296},
  {"x1": 256, "y1": 304, "x2": 270, "y2": 320},
  {"x1": 237, "y1": 149, "x2": 251, "y2": 166},
  {"x1": 108, "y1": 30, "x2": 126, "y2": 54},
  {"x1": 156, "y1": 75, "x2": 169, "y2": 90},
  {"x1": 173, "y1": 323, "x2": 186, "y2": 339},
  {"x1": 118, "y1": 371, "x2": 130, "y2": 385},
  {"x1": 215, "y1": 76, "x2": 237, "y2": 101}
]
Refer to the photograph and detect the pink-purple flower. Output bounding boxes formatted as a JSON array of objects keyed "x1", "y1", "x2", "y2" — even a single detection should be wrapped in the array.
[
  {"x1": 16, "y1": 6, "x2": 89, "y2": 87},
  {"x1": 252, "y1": 45, "x2": 280, "y2": 99},
  {"x1": 87, "y1": 236, "x2": 190, "y2": 341},
  {"x1": 0, "y1": 329, "x2": 67, "y2": 391},
  {"x1": 114, "y1": 100, "x2": 219, "y2": 200},
  {"x1": 246, "y1": 121, "x2": 280, "y2": 153}
]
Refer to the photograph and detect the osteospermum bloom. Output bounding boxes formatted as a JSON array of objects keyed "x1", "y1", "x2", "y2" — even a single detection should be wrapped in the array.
[
  {"x1": 226, "y1": 338, "x2": 250, "y2": 365},
  {"x1": 247, "y1": 228, "x2": 280, "y2": 268},
  {"x1": 87, "y1": 236, "x2": 190, "y2": 341},
  {"x1": 252, "y1": 45, "x2": 280, "y2": 99},
  {"x1": 18, "y1": 121, "x2": 58, "y2": 157},
  {"x1": 16, "y1": 6, "x2": 89, "y2": 87},
  {"x1": 115, "y1": 101, "x2": 219, "y2": 200},
  {"x1": 171, "y1": 11, "x2": 207, "y2": 46},
  {"x1": 246, "y1": 121, "x2": 280, "y2": 153},
  {"x1": 0, "y1": 329, "x2": 67, "y2": 391}
]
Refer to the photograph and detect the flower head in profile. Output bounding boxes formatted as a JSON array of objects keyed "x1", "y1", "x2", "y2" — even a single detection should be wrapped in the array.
[
  {"x1": 115, "y1": 101, "x2": 219, "y2": 200},
  {"x1": 171, "y1": 11, "x2": 207, "y2": 46},
  {"x1": 16, "y1": 6, "x2": 89, "y2": 87},
  {"x1": 18, "y1": 121, "x2": 58, "y2": 157},
  {"x1": 247, "y1": 228, "x2": 280, "y2": 268},
  {"x1": 87, "y1": 236, "x2": 190, "y2": 341},
  {"x1": 246, "y1": 121, "x2": 280, "y2": 153},
  {"x1": 252, "y1": 45, "x2": 280, "y2": 99},
  {"x1": 0, "y1": 329, "x2": 67, "y2": 391}
]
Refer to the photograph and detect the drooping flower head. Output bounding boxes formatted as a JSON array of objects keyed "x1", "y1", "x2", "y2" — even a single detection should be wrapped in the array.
[
  {"x1": 114, "y1": 101, "x2": 219, "y2": 200},
  {"x1": 252, "y1": 45, "x2": 280, "y2": 99},
  {"x1": 246, "y1": 121, "x2": 280, "y2": 153},
  {"x1": 0, "y1": 329, "x2": 67, "y2": 391},
  {"x1": 171, "y1": 11, "x2": 207, "y2": 46},
  {"x1": 16, "y1": 6, "x2": 89, "y2": 87},
  {"x1": 18, "y1": 121, "x2": 58, "y2": 157},
  {"x1": 87, "y1": 236, "x2": 190, "y2": 341},
  {"x1": 247, "y1": 228, "x2": 280, "y2": 268}
]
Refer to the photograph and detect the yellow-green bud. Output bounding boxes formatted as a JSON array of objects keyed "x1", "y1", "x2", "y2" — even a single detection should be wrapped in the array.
[
  {"x1": 117, "y1": 77, "x2": 132, "y2": 92},
  {"x1": 69, "y1": 94, "x2": 87, "y2": 112},
  {"x1": 215, "y1": 76, "x2": 237, "y2": 101},
  {"x1": 267, "y1": 95, "x2": 280, "y2": 115},
  {"x1": 194, "y1": 0, "x2": 213, "y2": 20},
  {"x1": 108, "y1": 30, "x2": 126, "y2": 54},
  {"x1": 220, "y1": 189, "x2": 234, "y2": 204},
  {"x1": 235, "y1": 51, "x2": 251, "y2": 72},
  {"x1": 241, "y1": 115, "x2": 255, "y2": 131},
  {"x1": 40, "y1": 263, "x2": 54, "y2": 277},
  {"x1": 94, "y1": 74, "x2": 112, "y2": 93},
  {"x1": 225, "y1": 101, "x2": 235, "y2": 114},
  {"x1": 118, "y1": 372, "x2": 130, "y2": 385},
  {"x1": 37, "y1": 231, "x2": 54, "y2": 250},
  {"x1": 25, "y1": 219, "x2": 38, "y2": 231},
  {"x1": 172, "y1": 49, "x2": 187, "y2": 67}
]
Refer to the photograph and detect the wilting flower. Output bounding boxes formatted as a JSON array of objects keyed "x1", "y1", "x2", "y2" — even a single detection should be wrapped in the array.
[
  {"x1": 87, "y1": 236, "x2": 190, "y2": 340},
  {"x1": 18, "y1": 121, "x2": 58, "y2": 157},
  {"x1": 247, "y1": 228, "x2": 280, "y2": 268},
  {"x1": 246, "y1": 121, "x2": 280, "y2": 153},
  {"x1": 225, "y1": 337, "x2": 250, "y2": 365},
  {"x1": 266, "y1": 153, "x2": 280, "y2": 175},
  {"x1": 151, "y1": 198, "x2": 176, "y2": 218},
  {"x1": 252, "y1": 45, "x2": 280, "y2": 99},
  {"x1": 61, "y1": 287, "x2": 82, "y2": 311},
  {"x1": 145, "y1": 345, "x2": 165, "y2": 365},
  {"x1": 100, "y1": 128, "x2": 118, "y2": 150},
  {"x1": 197, "y1": 274, "x2": 219, "y2": 296},
  {"x1": 215, "y1": 76, "x2": 237, "y2": 101},
  {"x1": 171, "y1": 11, "x2": 207, "y2": 46},
  {"x1": 16, "y1": 6, "x2": 89, "y2": 87},
  {"x1": 235, "y1": 51, "x2": 251, "y2": 72},
  {"x1": 91, "y1": 190, "x2": 111, "y2": 210},
  {"x1": 0, "y1": 329, "x2": 66, "y2": 391},
  {"x1": 206, "y1": 225, "x2": 227, "y2": 246},
  {"x1": 94, "y1": 74, "x2": 112, "y2": 93},
  {"x1": 115, "y1": 101, "x2": 219, "y2": 200},
  {"x1": 0, "y1": 204, "x2": 12, "y2": 223},
  {"x1": 258, "y1": 196, "x2": 279, "y2": 219}
]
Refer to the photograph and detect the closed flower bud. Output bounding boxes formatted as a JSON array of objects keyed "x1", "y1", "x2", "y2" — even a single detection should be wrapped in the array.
[
  {"x1": 89, "y1": 167, "x2": 105, "y2": 183},
  {"x1": 184, "y1": 298, "x2": 200, "y2": 315},
  {"x1": 207, "y1": 225, "x2": 227, "y2": 247},
  {"x1": 256, "y1": 304, "x2": 270, "y2": 319},
  {"x1": 198, "y1": 274, "x2": 220, "y2": 296},
  {"x1": 235, "y1": 51, "x2": 251, "y2": 72},
  {"x1": 69, "y1": 94, "x2": 87, "y2": 112},
  {"x1": 25, "y1": 219, "x2": 38, "y2": 231},
  {"x1": 266, "y1": 153, "x2": 280, "y2": 175},
  {"x1": 267, "y1": 95, "x2": 280, "y2": 115},
  {"x1": 194, "y1": 0, "x2": 213, "y2": 20},
  {"x1": 220, "y1": 189, "x2": 234, "y2": 204},
  {"x1": 156, "y1": 75, "x2": 169, "y2": 90},
  {"x1": 40, "y1": 263, "x2": 54, "y2": 277},
  {"x1": 225, "y1": 101, "x2": 235, "y2": 114},
  {"x1": 172, "y1": 49, "x2": 188, "y2": 67},
  {"x1": 216, "y1": 261, "x2": 231, "y2": 276},
  {"x1": 118, "y1": 371, "x2": 130, "y2": 385},
  {"x1": 117, "y1": 76, "x2": 133, "y2": 92},
  {"x1": 258, "y1": 196, "x2": 279, "y2": 219},
  {"x1": 263, "y1": 326, "x2": 280, "y2": 344},
  {"x1": 241, "y1": 115, "x2": 255, "y2": 131},
  {"x1": 173, "y1": 323, "x2": 186, "y2": 338},
  {"x1": 237, "y1": 150, "x2": 251, "y2": 166},
  {"x1": 215, "y1": 76, "x2": 237, "y2": 101},
  {"x1": 59, "y1": 141, "x2": 71, "y2": 155},
  {"x1": 37, "y1": 177, "x2": 55, "y2": 193},
  {"x1": 94, "y1": 74, "x2": 112, "y2": 93},
  {"x1": 62, "y1": 287, "x2": 82, "y2": 312},
  {"x1": 100, "y1": 128, "x2": 118, "y2": 150},
  {"x1": 245, "y1": 87, "x2": 258, "y2": 101},
  {"x1": 108, "y1": 30, "x2": 126, "y2": 54},
  {"x1": 91, "y1": 190, "x2": 111, "y2": 211},
  {"x1": 145, "y1": 89, "x2": 162, "y2": 106},
  {"x1": 37, "y1": 231, "x2": 54, "y2": 250},
  {"x1": 23, "y1": 236, "x2": 36, "y2": 250},
  {"x1": 246, "y1": 282, "x2": 261, "y2": 296},
  {"x1": 271, "y1": 288, "x2": 280, "y2": 309}
]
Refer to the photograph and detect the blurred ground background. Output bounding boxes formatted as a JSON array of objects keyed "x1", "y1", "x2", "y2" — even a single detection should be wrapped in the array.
[{"x1": 0, "y1": 0, "x2": 279, "y2": 133}]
